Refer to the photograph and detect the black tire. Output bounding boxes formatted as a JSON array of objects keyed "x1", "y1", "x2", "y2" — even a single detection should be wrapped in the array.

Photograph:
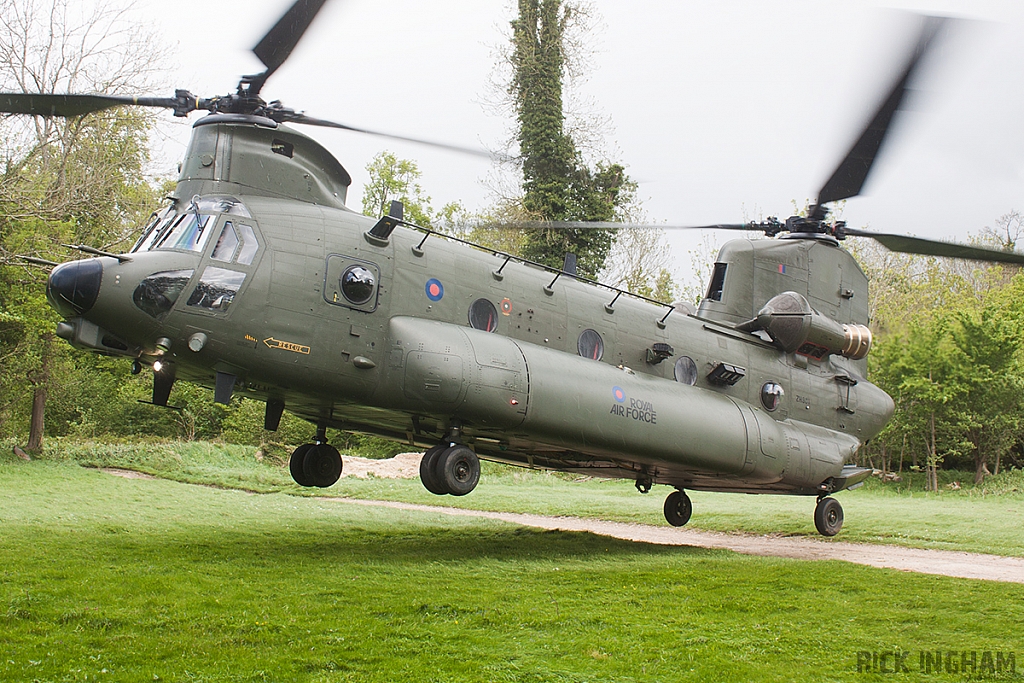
[
  {"x1": 303, "y1": 444, "x2": 343, "y2": 488},
  {"x1": 419, "y1": 445, "x2": 449, "y2": 495},
  {"x1": 664, "y1": 490, "x2": 692, "y2": 527},
  {"x1": 814, "y1": 497, "x2": 844, "y2": 537},
  {"x1": 290, "y1": 444, "x2": 315, "y2": 486},
  {"x1": 436, "y1": 445, "x2": 480, "y2": 496}
]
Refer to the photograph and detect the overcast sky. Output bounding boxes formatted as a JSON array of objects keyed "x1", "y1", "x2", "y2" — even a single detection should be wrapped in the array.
[{"x1": 139, "y1": 0, "x2": 1024, "y2": 289}]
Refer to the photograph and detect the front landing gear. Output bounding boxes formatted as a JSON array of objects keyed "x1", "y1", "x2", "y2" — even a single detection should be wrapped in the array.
[
  {"x1": 419, "y1": 444, "x2": 480, "y2": 496},
  {"x1": 814, "y1": 496, "x2": 844, "y2": 537},
  {"x1": 664, "y1": 489, "x2": 692, "y2": 527},
  {"x1": 289, "y1": 442, "x2": 343, "y2": 488}
]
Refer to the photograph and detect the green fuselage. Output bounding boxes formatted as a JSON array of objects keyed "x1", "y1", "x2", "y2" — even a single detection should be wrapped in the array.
[{"x1": 52, "y1": 118, "x2": 893, "y2": 496}]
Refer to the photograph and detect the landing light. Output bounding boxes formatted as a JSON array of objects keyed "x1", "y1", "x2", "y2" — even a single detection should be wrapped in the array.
[{"x1": 153, "y1": 360, "x2": 164, "y2": 373}]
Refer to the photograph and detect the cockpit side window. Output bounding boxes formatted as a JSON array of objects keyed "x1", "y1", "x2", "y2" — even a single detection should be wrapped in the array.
[
  {"x1": 235, "y1": 224, "x2": 259, "y2": 265},
  {"x1": 209, "y1": 221, "x2": 259, "y2": 265},
  {"x1": 211, "y1": 223, "x2": 239, "y2": 262}
]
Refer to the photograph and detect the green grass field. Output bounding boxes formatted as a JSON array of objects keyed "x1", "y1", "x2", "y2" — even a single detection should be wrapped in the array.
[
  {"x1": 46, "y1": 439, "x2": 1024, "y2": 558},
  {"x1": 1, "y1": 448, "x2": 1023, "y2": 682}
]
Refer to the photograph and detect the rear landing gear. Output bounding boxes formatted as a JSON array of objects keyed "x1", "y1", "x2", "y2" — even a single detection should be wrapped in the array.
[
  {"x1": 814, "y1": 496, "x2": 843, "y2": 537},
  {"x1": 289, "y1": 442, "x2": 343, "y2": 488},
  {"x1": 664, "y1": 489, "x2": 692, "y2": 527},
  {"x1": 419, "y1": 444, "x2": 480, "y2": 496}
]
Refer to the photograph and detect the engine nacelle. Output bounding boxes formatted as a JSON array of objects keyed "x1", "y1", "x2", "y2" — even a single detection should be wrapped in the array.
[{"x1": 747, "y1": 291, "x2": 871, "y2": 360}]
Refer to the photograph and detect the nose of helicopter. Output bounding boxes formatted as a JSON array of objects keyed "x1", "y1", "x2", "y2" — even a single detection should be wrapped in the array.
[{"x1": 46, "y1": 259, "x2": 103, "y2": 318}]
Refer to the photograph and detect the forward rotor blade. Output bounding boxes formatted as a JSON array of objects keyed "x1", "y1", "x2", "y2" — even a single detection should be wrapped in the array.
[
  {"x1": 252, "y1": 0, "x2": 330, "y2": 78},
  {"x1": 814, "y1": 16, "x2": 949, "y2": 212},
  {"x1": 843, "y1": 227, "x2": 1024, "y2": 264},
  {"x1": 287, "y1": 112, "x2": 499, "y2": 158},
  {"x1": 0, "y1": 93, "x2": 178, "y2": 117},
  {"x1": 16, "y1": 255, "x2": 59, "y2": 268}
]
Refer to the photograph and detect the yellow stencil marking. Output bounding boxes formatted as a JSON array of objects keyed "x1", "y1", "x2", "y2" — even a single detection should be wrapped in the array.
[{"x1": 263, "y1": 337, "x2": 311, "y2": 355}]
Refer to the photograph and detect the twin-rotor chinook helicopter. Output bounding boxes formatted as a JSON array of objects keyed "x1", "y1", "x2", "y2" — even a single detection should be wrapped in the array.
[{"x1": 6, "y1": 1, "x2": 1024, "y2": 536}]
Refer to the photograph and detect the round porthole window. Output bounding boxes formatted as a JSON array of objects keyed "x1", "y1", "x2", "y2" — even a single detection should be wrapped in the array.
[
  {"x1": 577, "y1": 329, "x2": 604, "y2": 361},
  {"x1": 674, "y1": 356, "x2": 697, "y2": 385},
  {"x1": 760, "y1": 381, "x2": 784, "y2": 411},
  {"x1": 468, "y1": 298, "x2": 498, "y2": 332},
  {"x1": 341, "y1": 265, "x2": 375, "y2": 304}
]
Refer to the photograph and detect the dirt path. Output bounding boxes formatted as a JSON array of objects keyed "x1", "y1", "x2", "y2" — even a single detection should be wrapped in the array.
[{"x1": 334, "y1": 497, "x2": 1024, "y2": 584}]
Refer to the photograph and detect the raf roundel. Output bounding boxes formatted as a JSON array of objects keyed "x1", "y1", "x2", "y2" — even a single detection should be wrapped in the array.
[
  {"x1": 425, "y1": 278, "x2": 444, "y2": 302},
  {"x1": 612, "y1": 386, "x2": 626, "y2": 403}
]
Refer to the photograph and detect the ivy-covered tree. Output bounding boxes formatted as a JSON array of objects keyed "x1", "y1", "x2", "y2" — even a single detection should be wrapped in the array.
[{"x1": 508, "y1": 0, "x2": 633, "y2": 279}]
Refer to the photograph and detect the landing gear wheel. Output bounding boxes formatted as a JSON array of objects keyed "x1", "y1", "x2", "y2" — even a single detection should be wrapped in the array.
[
  {"x1": 303, "y1": 444, "x2": 343, "y2": 488},
  {"x1": 814, "y1": 497, "x2": 844, "y2": 537},
  {"x1": 436, "y1": 445, "x2": 480, "y2": 496},
  {"x1": 290, "y1": 444, "x2": 315, "y2": 486},
  {"x1": 419, "y1": 445, "x2": 449, "y2": 495},
  {"x1": 664, "y1": 490, "x2": 692, "y2": 527}
]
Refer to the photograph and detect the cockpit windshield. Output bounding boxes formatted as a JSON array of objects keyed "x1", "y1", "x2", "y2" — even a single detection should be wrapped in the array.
[
  {"x1": 155, "y1": 212, "x2": 214, "y2": 252},
  {"x1": 131, "y1": 196, "x2": 252, "y2": 254},
  {"x1": 131, "y1": 205, "x2": 175, "y2": 253}
]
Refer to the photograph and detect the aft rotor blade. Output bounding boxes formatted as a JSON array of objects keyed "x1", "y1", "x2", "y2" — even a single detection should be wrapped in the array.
[
  {"x1": 843, "y1": 227, "x2": 1024, "y2": 264},
  {"x1": 814, "y1": 16, "x2": 949, "y2": 212},
  {"x1": 252, "y1": 0, "x2": 330, "y2": 78},
  {"x1": 287, "y1": 112, "x2": 499, "y2": 158},
  {"x1": 0, "y1": 93, "x2": 178, "y2": 117},
  {"x1": 488, "y1": 221, "x2": 754, "y2": 231}
]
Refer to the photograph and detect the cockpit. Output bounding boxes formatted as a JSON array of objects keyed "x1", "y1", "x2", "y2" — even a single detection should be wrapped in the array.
[{"x1": 129, "y1": 195, "x2": 261, "y2": 320}]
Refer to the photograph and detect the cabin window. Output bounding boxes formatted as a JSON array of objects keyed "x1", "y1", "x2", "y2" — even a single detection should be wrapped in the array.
[
  {"x1": 132, "y1": 269, "x2": 194, "y2": 320},
  {"x1": 577, "y1": 329, "x2": 604, "y2": 361},
  {"x1": 468, "y1": 299, "x2": 498, "y2": 332},
  {"x1": 674, "y1": 356, "x2": 698, "y2": 385},
  {"x1": 341, "y1": 265, "x2": 376, "y2": 305},
  {"x1": 706, "y1": 263, "x2": 727, "y2": 301},
  {"x1": 187, "y1": 267, "x2": 246, "y2": 312},
  {"x1": 760, "y1": 381, "x2": 784, "y2": 411}
]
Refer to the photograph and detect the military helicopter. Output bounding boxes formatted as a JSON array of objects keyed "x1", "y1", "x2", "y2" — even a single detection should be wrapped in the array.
[{"x1": 5, "y1": 2, "x2": 1023, "y2": 537}]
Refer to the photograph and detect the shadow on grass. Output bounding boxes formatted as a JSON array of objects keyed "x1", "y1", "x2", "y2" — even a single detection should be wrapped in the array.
[{"x1": 28, "y1": 519, "x2": 721, "y2": 570}]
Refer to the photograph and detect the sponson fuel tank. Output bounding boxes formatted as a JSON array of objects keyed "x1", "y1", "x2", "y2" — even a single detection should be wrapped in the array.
[{"x1": 378, "y1": 317, "x2": 859, "y2": 488}]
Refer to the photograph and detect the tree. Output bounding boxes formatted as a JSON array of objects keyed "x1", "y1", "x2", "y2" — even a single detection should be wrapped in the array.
[
  {"x1": 506, "y1": 0, "x2": 634, "y2": 279},
  {"x1": 0, "y1": 0, "x2": 165, "y2": 448},
  {"x1": 361, "y1": 151, "x2": 434, "y2": 226},
  {"x1": 601, "y1": 227, "x2": 677, "y2": 303},
  {"x1": 864, "y1": 245, "x2": 1024, "y2": 488},
  {"x1": 361, "y1": 150, "x2": 467, "y2": 233}
]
